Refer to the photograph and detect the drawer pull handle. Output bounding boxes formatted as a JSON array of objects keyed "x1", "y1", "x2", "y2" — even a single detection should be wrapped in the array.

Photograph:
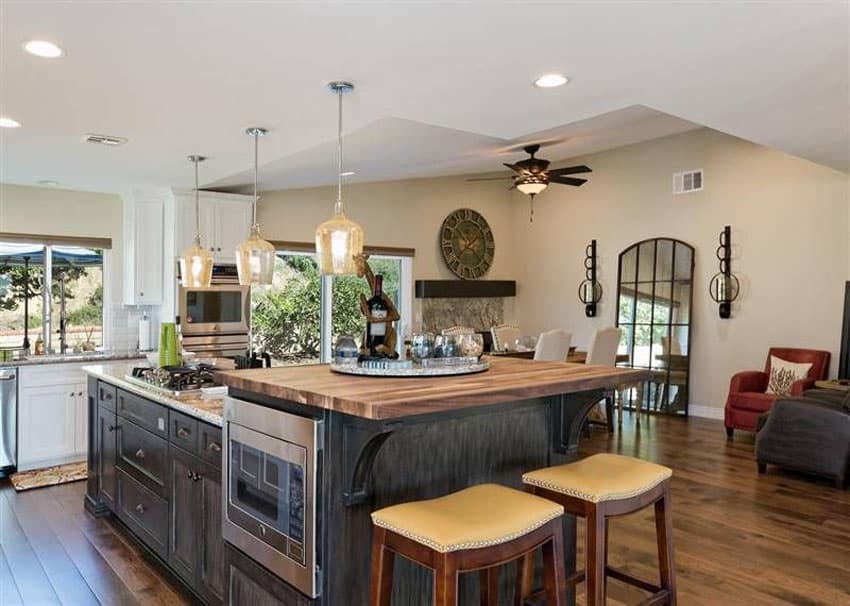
[
  {"x1": 186, "y1": 470, "x2": 201, "y2": 482},
  {"x1": 207, "y1": 441, "x2": 221, "y2": 453},
  {"x1": 101, "y1": 391, "x2": 113, "y2": 400},
  {"x1": 177, "y1": 427, "x2": 191, "y2": 439},
  {"x1": 135, "y1": 504, "x2": 146, "y2": 514},
  {"x1": 108, "y1": 424, "x2": 120, "y2": 432},
  {"x1": 135, "y1": 448, "x2": 145, "y2": 459},
  {"x1": 78, "y1": 391, "x2": 83, "y2": 396}
]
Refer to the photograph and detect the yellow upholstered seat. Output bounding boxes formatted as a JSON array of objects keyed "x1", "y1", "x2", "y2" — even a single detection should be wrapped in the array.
[
  {"x1": 523, "y1": 454, "x2": 672, "y2": 503},
  {"x1": 370, "y1": 483, "x2": 564, "y2": 554}
]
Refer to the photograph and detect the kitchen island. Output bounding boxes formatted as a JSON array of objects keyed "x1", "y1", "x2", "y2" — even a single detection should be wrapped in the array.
[{"x1": 216, "y1": 357, "x2": 645, "y2": 606}]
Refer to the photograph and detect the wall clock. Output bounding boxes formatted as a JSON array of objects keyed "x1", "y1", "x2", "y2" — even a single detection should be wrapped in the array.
[{"x1": 440, "y1": 208, "x2": 495, "y2": 280}]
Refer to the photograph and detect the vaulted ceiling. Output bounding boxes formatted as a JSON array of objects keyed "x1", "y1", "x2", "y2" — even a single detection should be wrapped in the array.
[{"x1": 1, "y1": 2, "x2": 847, "y2": 194}]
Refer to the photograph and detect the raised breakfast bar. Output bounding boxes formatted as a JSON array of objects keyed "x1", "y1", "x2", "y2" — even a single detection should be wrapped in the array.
[{"x1": 215, "y1": 357, "x2": 645, "y2": 606}]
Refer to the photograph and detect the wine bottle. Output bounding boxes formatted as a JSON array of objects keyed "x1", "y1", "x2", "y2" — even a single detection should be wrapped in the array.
[{"x1": 366, "y1": 274, "x2": 388, "y2": 356}]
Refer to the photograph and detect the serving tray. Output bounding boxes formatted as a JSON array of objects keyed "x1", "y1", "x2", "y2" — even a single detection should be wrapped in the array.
[{"x1": 329, "y1": 359, "x2": 489, "y2": 378}]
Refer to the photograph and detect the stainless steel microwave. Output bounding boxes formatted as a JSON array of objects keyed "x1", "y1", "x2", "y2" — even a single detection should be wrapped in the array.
[{"x1": 178, "y1": 283, "x2": 250, "y2": 336}]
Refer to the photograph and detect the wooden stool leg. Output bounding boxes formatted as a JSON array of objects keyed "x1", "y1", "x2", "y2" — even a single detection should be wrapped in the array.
[
  {"x1": 585, "y1": 508, "x2": 606, "y2": 606},
  {"x1": 616, "y1": 387, "x2": 624, "y2": 427},
  {"x1": 541, "y1": 521, "x2": 567, "y2": 606},
  {"x1": 369, "y1": 527, "x2": 394, "y2": 606},
  {"x1": 603, "y1": 518, "x2": 610, "y2": 597},
  {"x1": 480, "y1": 567, "x2": 499, "y2": 606},
  {"x1": 434, "y1": 553, "x2": 459, "y2": 606},
  {"x1": 514, "y1": 554, "x2": 533, "y2": 606},
  {"x1": 655, "y1": 484, "x2": 677, "y2": 605},
  {"x1": 605, "y1": 396, "x2": 614, "y2": 433}
]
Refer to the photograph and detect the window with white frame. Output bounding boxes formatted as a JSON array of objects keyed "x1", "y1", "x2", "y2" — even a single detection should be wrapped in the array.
[{"x1": 251, "y1": 249, "x2": 412, "y2": 366}]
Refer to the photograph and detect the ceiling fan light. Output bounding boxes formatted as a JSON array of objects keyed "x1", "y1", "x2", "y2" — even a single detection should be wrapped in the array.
[{"x1": 516, "y1": 177, "x2": 548, "y2": 196}]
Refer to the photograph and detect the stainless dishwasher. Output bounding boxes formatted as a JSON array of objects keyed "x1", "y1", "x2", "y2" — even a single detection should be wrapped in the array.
[{"x1": 0, "y1": 368, "x2": 16, "y2": 474}]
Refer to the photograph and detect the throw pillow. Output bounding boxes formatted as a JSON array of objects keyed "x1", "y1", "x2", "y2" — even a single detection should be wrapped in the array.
[{"x1": 765, "y1": 356, "x2": 813, "y2": 397}]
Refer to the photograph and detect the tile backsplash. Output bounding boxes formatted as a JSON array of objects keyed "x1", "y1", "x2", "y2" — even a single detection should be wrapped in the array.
[{"x1": 104, "y1": 304, "x2": 150, "y2": 352}]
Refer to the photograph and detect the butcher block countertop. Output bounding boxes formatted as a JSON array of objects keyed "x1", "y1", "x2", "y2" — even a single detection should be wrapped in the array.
[{"x1": 215, "y1": 357, "x2": 646, "y2": 420}]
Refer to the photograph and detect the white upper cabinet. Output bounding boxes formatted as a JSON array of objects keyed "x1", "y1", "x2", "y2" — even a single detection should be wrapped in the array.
[
  {"x1": 123, "y1": 195, "x2": 165, "y2": 306},
  {"x1": 176, "y1": 192, "x2": 252, "y2": 265}
]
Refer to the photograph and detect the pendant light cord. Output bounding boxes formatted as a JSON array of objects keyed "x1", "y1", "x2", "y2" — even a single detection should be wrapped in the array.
[
  {"x1": 194, "y1": 158, "x2": 201, "y2": 240},
  {"x1": 336, "y1": 88, "x2": 344, "y2": 214},
  {"x1": 252, "y1": 131, "x2": 259, "y2": 228}
]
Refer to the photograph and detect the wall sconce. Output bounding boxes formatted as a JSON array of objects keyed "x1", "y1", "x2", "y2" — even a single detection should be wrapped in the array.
[
  {"x1": 578, "y1": 239, "x2": 603, "y2": 317},
  {"x1": 709, "y1": 225, "x2": 740, "y2": 319}
]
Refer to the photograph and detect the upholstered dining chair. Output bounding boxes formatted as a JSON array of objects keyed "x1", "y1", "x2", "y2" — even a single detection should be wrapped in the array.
[
  {"x1": 491, "y1": 324, "x2": 521, "y2": 352},
  {"x1": 534, "y1": 329, "x2": 573, "y2": 362},
  {"x1": 585, "y1": 327, "x2": 622, "y2": 432}
]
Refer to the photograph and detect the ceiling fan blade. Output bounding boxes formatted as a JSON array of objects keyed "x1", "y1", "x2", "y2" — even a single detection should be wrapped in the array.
[
  {"x1": 466, "y1": 176, "x2": 513, "y2": 182},
  {"x1": 548, "y1": 165, "x2": 592, "y2": 177},
  {"x1": 550, "y1": 176, "x2": 588, "y2": 187}
]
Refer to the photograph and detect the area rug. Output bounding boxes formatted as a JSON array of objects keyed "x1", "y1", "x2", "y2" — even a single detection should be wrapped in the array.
[{"x1": 9, "y1": 461, "x2": 88, "y2": 491}]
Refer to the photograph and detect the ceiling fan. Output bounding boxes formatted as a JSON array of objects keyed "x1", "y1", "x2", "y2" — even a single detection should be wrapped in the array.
[{"x1": 469, "y1": 144, "x2": 591, "y2": 221}]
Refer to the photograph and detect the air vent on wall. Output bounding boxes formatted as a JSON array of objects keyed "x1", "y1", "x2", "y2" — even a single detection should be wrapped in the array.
[
  {"x1": 673, "y1": 169, "x2": 703, "y2": 194},
  {"x1": 82, "y1": 133, "x2": 127, "y2": 146}
]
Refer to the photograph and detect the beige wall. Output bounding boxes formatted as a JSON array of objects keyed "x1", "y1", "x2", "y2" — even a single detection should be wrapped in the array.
[
  {"x1": 0, "y1": 183, "x2": 124, "y2": 304},
  {"x1": 512, "y1": 129, "x2": 849, "y2": 415}
]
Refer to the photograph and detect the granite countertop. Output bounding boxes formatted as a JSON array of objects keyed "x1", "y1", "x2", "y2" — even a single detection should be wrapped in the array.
[
  {"x1": 216, "y1": 357, "x2": 647, "y2": 420},
  {"x1": 83, "y1": 362, "x2": 225, "y2": 427},
  {"x1": 2, "y1": 351, "x2": 146, "y2": 368}
]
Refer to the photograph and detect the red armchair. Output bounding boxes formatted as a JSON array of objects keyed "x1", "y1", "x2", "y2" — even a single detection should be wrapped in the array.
[{"x1": 725, "y1": 347, "x2": 830, "y2": 437}]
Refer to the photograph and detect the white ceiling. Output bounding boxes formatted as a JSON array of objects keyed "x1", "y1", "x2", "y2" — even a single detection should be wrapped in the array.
[{"x1": 0, "y1": 2, "x2": 847, "y2": 195}]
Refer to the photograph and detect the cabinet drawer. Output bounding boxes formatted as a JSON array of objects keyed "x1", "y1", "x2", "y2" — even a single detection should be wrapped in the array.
[
  {"x1": 117, "y1": 389, "x2": 168, "y2": 437},
  {"x1": 98, "y1": 382, "x2": 117, "y2": 411},
  {"x1": 170, "y1": 411, "x2": 199, "y2": 454},
  {"x1": 117, "y1": 421, "x2": 169, "y2": 496},
  {"x1": 198, "y1": 423, "x2": 223, "y2": 468},
  {"x1": 116, "y1": 468, "x2": 169, "y2": 559}
]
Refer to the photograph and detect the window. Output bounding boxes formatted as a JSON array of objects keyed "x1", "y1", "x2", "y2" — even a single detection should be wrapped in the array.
[
  {"x1": 0, "y1": 242, "x2": 104, "y2": 352},
  {"x1": 251, "y1": 249, "x2": 412, "y2": 366}
]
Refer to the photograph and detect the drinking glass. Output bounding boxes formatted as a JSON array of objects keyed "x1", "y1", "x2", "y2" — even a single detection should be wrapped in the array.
[
  {"x1": 411, "y1": 333, "x2": 435, "y2": 362},
  {"x1": 459, "y1": 333, "x2": 484, "y2": 359}
]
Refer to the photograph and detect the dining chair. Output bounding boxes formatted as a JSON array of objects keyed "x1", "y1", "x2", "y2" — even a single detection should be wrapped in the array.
[
  {"x1": 534, "y1": 329, "x2": 573, "y2": 362},
  {"x1": 583, "y1": 327, "x2": 623, "y2": 432},
  {"x1": 491, "y1": 324, "x2": 521, "y2": 352}
]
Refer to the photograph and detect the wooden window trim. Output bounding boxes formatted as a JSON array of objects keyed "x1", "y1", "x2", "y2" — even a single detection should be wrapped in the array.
[
  {"x1": 269, "y1": 240, "x2": 414, "y2": 258},
  {"x1": 0, "y1": 232, "x2": 112, "y2": 250}
]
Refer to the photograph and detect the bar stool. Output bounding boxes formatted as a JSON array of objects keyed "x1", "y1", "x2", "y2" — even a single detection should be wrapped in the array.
[
  {"x1": 369, "y1": 483, "x2": 566, "y2": 606},
  {"x1": 521, "y1": 454, "x2": 677, "y2": 606}
]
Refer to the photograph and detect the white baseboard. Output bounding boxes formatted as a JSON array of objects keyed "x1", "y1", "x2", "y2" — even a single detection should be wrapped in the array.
[{"x1": 688, "y1": 405, "x2": 724, "y2": 420}]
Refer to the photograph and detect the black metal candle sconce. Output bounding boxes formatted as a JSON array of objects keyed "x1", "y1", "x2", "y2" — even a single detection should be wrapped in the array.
[
  {"x1": 709, "y1": 225, "x2": 740, "y2": 319},
  {"x1": 578, "y1": 239, "x2": 603, "y2": 317}
]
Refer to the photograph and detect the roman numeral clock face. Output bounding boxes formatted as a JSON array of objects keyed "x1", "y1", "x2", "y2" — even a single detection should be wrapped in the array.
[{"x1": 440, "y1": 208, "x2": 495, "y2": 280}]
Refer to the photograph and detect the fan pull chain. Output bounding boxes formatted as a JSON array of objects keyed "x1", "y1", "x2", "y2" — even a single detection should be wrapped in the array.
[{"x1": 529, "y1": 195, "x2": 535, "y2": 223}]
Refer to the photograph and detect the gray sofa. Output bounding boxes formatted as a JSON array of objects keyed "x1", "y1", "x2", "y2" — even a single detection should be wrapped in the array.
[{"x1": 755, "y1": 388, "x2": 850, "y2": 488}]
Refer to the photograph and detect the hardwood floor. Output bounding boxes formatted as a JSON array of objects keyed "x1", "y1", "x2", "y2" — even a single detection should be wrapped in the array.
[
  {"x1": 576, "y1": 414, "x2": 850, "y2": 606},
  {"x1": 0, "y1": 477, "x2": 189, "y2": 605},
  {"x1": 0, "y1": 414, "x2": 847, "y2": 605}
]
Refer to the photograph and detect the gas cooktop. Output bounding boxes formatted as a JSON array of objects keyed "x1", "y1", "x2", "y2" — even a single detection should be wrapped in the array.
[{"x1": 125, "y1": 364, "x2": 221, "y2": 397}]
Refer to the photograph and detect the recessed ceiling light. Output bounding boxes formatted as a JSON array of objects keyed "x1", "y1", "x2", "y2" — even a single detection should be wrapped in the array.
[
  {"x1": 534, "y1": 74, "x2": 568, "y2": 88},
  {"x1": 23, "y1": 40, "x2": 63, "y2": 58},
  {"x1": 340, "y1": 171, "x2": 355, "y2": 177},
  {"x1": 37, "y1": 180, "x2": 59, "y2": 187},
  {"x1": 0, "y1": 117, "x2": 21, "y2": 128}
]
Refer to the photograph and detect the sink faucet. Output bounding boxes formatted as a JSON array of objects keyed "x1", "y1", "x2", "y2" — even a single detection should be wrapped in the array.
[{"x1": 57, "y1": 271, "x2": 68, "y2": 355}]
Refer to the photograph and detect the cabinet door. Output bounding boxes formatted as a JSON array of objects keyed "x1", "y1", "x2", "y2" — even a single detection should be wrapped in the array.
[
  {"x1": 212, "y1": 199, "x2": 252, "y2": 264},
  {"x1": 134, "y1": 199, "x2": 164, "y2": 305},
  {"x1": 18, "y1": 383, "x2": 76, "y2": 469},
  {"x1": 74, "y1": 383, "x2": 87, "y2": 456},
  {"x1": 97, "y1": 405, "x2": 117, "y2": 510},
  {"x1": 198, "y1": 458, "x2": 224, "y2": 604},
  {"x1": 169, "y1": 446, "x2": 200, "y2": 585}
]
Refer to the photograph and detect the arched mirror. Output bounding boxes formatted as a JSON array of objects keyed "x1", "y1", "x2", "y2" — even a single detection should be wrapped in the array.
[{"x1": 616, "y1": 238, "x2": 694, "y2": 416}]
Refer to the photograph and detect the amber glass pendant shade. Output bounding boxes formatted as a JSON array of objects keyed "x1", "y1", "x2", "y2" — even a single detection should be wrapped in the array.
[
  {"x1": 179, "y1": 236, "x2": 214, "y2": 288},
  {"x1": 315, "y1": 201, "x2": 364, "y2": 275},
  {"x1": 180, "y1": 155, "x2": 213, "y2": 288},
  {"x1": 236, "y1": 224, "x2": 276, "y2": 285}
]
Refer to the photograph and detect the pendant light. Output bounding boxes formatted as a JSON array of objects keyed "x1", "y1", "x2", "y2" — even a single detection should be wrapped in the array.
[
  {"x1": 315, "y1": 81, "x2": 364, "y2": 275},
  {"x1": 235, "y1": 127, "x2": 276, "y2": 285},
  {"x1": 178, "y1": 155, "x2": 214, "y2": 287}
]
